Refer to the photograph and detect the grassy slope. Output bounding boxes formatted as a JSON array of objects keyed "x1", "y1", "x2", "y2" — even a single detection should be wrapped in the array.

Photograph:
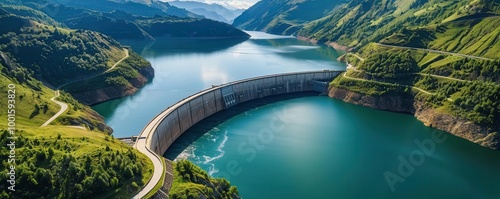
[
  {"x1": 332, "y1": 43, "x2": 500, "y2": 127},
  {"x1": 0, "y1": 63, "x2": 153, "y2": 198},
  {"x1": 0, "y1": 11, "x2": 126, "y2": 87},
  {"x1": 62, "y1": 49, "x2": 150, "y2": 92},
  {"x1": 0, "y1": 5, "x2": 154, "y2": 198},
  {"x1": 232, "y1": 0, "x2": 345, "y2": 35},
  {"x1": 299, "y1": 0, "x2": 500, "y2": 59}
]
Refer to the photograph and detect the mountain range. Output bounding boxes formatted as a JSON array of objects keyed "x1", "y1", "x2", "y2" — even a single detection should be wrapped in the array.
[
  {"x1": 234, "y1": 0, "x2": 500, "y2": 59},
  {"x1": 168, "y1": 0, "x2": 245, "y2": 24},
  {"x1": 233, "y1": 0, "x2": 347, "y2": 35},
  {"x1": 1, "y1": 0, "x2": 250, "y2": 40},
  {"x1": 0, "y1": 0, "x2": 499, "y2": 198},
  {"x1": 235, "y1": 0, "x2": 500, "y2": 149},
  {"x1": 46, "y1": 0, "x2": 200, "y2": 18}
]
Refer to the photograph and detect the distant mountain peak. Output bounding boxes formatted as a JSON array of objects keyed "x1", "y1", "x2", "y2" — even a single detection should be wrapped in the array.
[
  {"x1": 164, "y1": 0, "x2": 254, "y2": 10},
  {"x1": 167, "y1": 0, "x2": 246, "y2": 23}
]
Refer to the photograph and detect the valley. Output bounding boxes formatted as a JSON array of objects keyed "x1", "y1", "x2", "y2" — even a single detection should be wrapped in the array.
[{"x1": 1, "y1": 0, "x2": 499, "y2": 198}]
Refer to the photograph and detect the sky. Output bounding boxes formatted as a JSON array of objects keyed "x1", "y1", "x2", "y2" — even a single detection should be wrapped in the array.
[{"x1": 162, "y1": 0, "x2": 259, "y2": 9}]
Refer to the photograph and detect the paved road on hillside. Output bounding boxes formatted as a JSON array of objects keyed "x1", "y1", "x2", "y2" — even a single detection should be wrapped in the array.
[
  {"x1": 417, "y1": 73, "x2": 471, "y2": 83},
  {"x1": 132, "y1": 109, "x2": 169, "y2": 198},
  {"x1": 348, "y1": 52, "x2": 365, "y2": 61},
  {"x1": 41, "y1": 48, "x2": 129, "y2": 127},
  {"x1": 375, "y1": 43, "x2": 493, "y2": 61},
  {"x1": 106, "y1": 48, "x2": 129, "y2": 72},
  {"x1": 41, "y1": 90, "x2": 68, "y2": 127},
  {"x1": 57, "y1": 48, "x2": 129, "y2": 89},
  {"x1": 342, "y1": 71, "x2": 453, "y2": 101}
]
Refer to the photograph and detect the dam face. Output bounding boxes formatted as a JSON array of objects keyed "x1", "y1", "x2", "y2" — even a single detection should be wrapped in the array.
[{"x1": 143, "y1": 70, "x2": 342, "y2": 156}]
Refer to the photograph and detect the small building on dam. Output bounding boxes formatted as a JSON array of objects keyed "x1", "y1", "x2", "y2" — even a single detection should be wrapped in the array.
[{"x1": 133, "y1": 70, "x2": 343, "y2": 198}]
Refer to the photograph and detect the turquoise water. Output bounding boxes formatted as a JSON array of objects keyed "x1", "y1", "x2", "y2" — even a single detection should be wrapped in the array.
[
  {"x1": 166, "y1": 96, "x2": 500, "y2": 199},
  {"x1": 92, "y1": 31, "x2": 345, "y2": 138},
  {"x1": 91, "y1": 31, "x2": 500, "y2": 198}
]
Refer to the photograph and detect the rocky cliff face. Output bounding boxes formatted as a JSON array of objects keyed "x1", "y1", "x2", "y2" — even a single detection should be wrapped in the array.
[
  {"x1": 328, "y1": 87, "x2": 499, "y2": 150},
  {"x1": 71, "y1": 65, "x2": 154, "y2": 105}
]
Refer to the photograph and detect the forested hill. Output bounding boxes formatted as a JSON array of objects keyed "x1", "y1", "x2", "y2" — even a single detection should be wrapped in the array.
[
  {"x1": 0, "y1": 11, "x2": 125, "y2": 87},
  {"x1": 0, "y1": 5, "x2": 155, "y2": 199},
  {"x1": 234, "y1": 0, "x2": 500, "y2": 149},
  {"x1": 232, "y1": 0, "x2": 347, "y2": 35},
  {"x1": 36, "y1": 0, "x2": 200, "y2": 18},
  {"x1": 299, "y1": 0, "x2": 500, "y2": 59},
  {"x1": 235, "y1": 0, "x2": 500, "y2": 59},
  {"x1": 4, "y1": 1, "x2": 250, "y2": 40}
]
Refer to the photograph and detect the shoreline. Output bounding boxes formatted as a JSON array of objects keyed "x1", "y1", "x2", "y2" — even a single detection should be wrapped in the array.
[
  {"x1": 328, "y1": 86, "x2": 499, "y2": 150},
  {"x1": 296, "y1": 36, "x2": 354, "y2": 52}
]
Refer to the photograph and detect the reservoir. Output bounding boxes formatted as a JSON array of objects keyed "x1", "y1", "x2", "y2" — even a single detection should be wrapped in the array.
[
  {"x1": 92, "y1": 31, "x2": 500, "y2": 198},
  {"x1": 92, "y1": 31, "x2": 344, "y2": 138},
  {"x1": 166, "y1": 95, "x2": 500, "y2": 198}
]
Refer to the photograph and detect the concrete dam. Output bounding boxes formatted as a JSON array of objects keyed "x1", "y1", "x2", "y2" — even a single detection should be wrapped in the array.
[{"x1": 133, "y1": 70, "x2": 343, "y2": 198}]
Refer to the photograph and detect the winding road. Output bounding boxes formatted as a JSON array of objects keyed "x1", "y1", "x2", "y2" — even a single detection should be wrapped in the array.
[
  {"x1": 348, "y1": 52, "x2": 365, "y2": 61},
  {"x1": 41, "y1": 90, "x2": 68, "y2": 127},
  {"x1": 416, "y1": 73, "x2": 471, "y2": 83},
  {"x1": 342, "y1": 71, "x2": 453, "y2": 102},
  {"x1": 41, "y1": 48, "x2": 129, "y2": 127},
  {"x1": 375, "y1": 43, "x2": 494, "y2": 61},
  {"x1": 106, "y1": 48, "x2": 129, "y2": 72},
  {"x1": 57, "y1": 48, "x2": 129, "y2": 89}
]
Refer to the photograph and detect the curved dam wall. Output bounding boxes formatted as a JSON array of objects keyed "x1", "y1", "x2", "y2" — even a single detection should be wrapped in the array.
[{"x1": 142, "y1": 70, "x2": 342, "y2": 156}]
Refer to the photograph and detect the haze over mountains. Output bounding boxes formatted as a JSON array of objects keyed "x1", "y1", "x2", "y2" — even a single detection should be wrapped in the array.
[
  {"x1": 233, "y1": 0, "x2": 347, "y2": 35},
  {"x1": 163, "y1": 0, "x2": 257, "y2": 9},
  {"x1": 0, "y1": 0, "x2": 499, "y2": 198},
  {"x1": 168, "y1": 0, "x2": 244, "y2": 23}
]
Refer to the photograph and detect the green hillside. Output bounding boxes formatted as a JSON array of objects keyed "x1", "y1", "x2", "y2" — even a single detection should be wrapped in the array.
[
  {"x1": 234, "y1": 0, "x2": 500, "y2": 149},
  {"x1": 0, "y1": 64, "x2": 153, "y2": 198},
  {"x1": 170, "y1": 160, "x2": 241, "y2": 199},
  {"x1": 137, "y1": 17, "x2": 250, "y2": 38},
  {"x1": 236, "y1": 0, "x2": 500, "y2": 59},
  {"x1": 298, "y1": 0, "x2": 500, "y2": 58},
  {"x1": 0, "y1": 5, "x2": 156, "y2": 198},
  {"x1": 39, "y1": 0, "x2": 199, "y2": 18},
  {"x1": 332, "y1": 43, "x2": 500, "y2": 148},
  {"x1": 0, "y1": 12, "x2": 126, "y2": 87},
  {"x1": 21, "y1": 2, "x2": 250, "y2": 40},
  {"x1": 0, "y1": 1, "x2": 245, "y2": 198},
  {"x1": 232, "y1": 0, "x2": 346, "y2": 35}
]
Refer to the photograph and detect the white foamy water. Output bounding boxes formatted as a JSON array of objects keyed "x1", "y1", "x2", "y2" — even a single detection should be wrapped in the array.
[
  {"x1": 202, "y1": 130, "x2": 229, "y2": 175},
  {"x1": 175, "y1": 145, "x2": 197, "y2": 161}
]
